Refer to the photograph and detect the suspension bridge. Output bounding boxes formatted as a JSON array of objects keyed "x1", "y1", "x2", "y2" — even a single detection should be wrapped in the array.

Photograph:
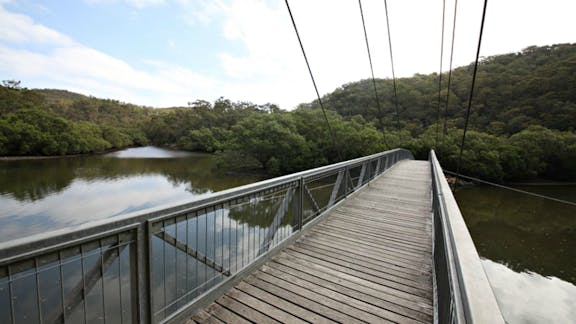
[
  {"x1": 0, "y1": 149, "x2": 505, "y2": 323},
  {"x1": 0, "y1": 0, "x2": 530, "y2": 322}
]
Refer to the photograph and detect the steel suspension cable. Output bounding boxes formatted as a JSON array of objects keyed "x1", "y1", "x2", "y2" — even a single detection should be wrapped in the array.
[
  {"x1": 456, "y1": 0, "x2": 488, "y2": 174},
  {"x1": 284, "y1": 0, "x2": 343, "y2": 161},
  {"x1": 383, "y1": 0, "x2": 401, "y2": 134},
  {"x1": 444, "y1": 170, "x2": 576, "y2": 207},
  {"x1": 442, "y1": 0, "x2": 459, "y2": 144},
  {"x1": 358, "y1": 0, "x2": 389, "y2": 148},
  {"x1": 435, "y1": 0, "x2": 446, "y2": 149}
]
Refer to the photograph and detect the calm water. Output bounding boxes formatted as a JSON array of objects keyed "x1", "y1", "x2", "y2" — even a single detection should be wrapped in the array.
[
  {"x1": 0, "y1": 147, "x2": 263, "y2": 243},
  {"x1": 454, "y1": 185, "x2": 576, "y2": 323}
]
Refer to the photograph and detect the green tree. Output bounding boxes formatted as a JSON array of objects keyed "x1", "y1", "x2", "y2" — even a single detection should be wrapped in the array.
[{"x1": 227, "y1": 113, "x2": 311, "y2": 174}]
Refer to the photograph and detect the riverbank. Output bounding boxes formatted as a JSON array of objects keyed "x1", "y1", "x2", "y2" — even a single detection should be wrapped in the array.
[{"x1": 0, "y1": 146, "x2": 149, "y2": 161}]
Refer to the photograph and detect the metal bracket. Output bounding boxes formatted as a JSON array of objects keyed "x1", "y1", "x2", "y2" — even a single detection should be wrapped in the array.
[
  {"x1": 257, "y1": 188, "x2": 294, "y2": 256},
  {"x1": 328, "y1": 170, "x2": 344, "y2": 208},
  {"x1": 155, "y1": 231, "x2": 230, "y2": 276}
]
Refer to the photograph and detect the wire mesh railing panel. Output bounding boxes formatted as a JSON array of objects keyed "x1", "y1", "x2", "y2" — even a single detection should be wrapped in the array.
[
  {"x1": 0, "y1": 231, "x2": 137, "y2": 324},
  {"x1": 149, "y1": 182, "x2": 298, "y2": 323},
  {"x1": 302, "y1": 171, "x2": 341, "y2": 224},
  {"x1": 347, "y1": 164, "x2": 364, "y2": 192}
]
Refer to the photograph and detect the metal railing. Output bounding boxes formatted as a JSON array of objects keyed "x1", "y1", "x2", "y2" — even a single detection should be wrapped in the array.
[
  {"x1": 429, "y1": 150, "x2": 504, "y2": 324},
  {"x1": 0, "y1": 148, "x2": 412, "y2": 324}
]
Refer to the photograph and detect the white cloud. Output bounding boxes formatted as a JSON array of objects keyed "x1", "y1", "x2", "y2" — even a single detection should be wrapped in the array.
[
  {"x1": 482, "y1": 259, "x2": 576, "y2": 323},
  {"x1": 0, "y1": 4, "x2": 219, "y2": 107},
  {"x1": 0, "y1": 7, "x2": 73, "y2": 45},
  {"x1": 1, "y1": 0, "x2": 574, "y2": 109},
  {"x1": 177, "y1": 0, "x2": 224, "y2": 26},
  {"x1": 0, "y1": 44, "x2": 216, "y2": 105},
  {"x1": 125, "y1": 0, "x2": 165, "y2": 9},
  {"x1": 85, "y1": 0, "x2": 166, "y2": 9}
]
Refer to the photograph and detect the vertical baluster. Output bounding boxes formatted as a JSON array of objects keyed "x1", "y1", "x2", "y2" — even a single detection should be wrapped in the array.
[
  {"x1": 34, "y1": 258, "x2": 42, "y2": 324},
  {"x1": 100, "y1": 240, "x2": 106, "y2": 324},
  {"x1": 58, "y1": 253, "x2": 65, "y2": 324},
  {"x1": 185, "y1": 214, "x2": 189, "y2": 305},
  {"x1": 116, "y1": 235, "x2": 123, "y2": 324}
]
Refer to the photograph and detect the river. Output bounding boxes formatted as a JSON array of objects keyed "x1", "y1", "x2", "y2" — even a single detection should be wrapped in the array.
[
  {"x1": 454, "y1": 185, "x2": 576, "y2": 323},
  {"x1": 0, "y1": 146, "x2": 263, "y2": 243}
]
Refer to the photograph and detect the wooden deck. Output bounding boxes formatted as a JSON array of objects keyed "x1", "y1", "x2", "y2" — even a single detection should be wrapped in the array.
[{"x1": 190, "y1": 160, "x2": 433, "y2": 323}]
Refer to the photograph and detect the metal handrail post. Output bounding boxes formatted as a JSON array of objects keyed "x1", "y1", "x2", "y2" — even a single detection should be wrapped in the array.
[
  {"x1": 297, "y1": 177, "x2": 304, "y2": 231},
  {"x1": 136, "y1": 222, "x2": 152, "y2": 323},
  {"x1": 344, "y1": 166, "x2": 349, "y2": 197}
]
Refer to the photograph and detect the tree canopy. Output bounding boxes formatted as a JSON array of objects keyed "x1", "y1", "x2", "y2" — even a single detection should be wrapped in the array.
[{"x1": 1, "y1": 43, "x2": 575, "y2": 181}]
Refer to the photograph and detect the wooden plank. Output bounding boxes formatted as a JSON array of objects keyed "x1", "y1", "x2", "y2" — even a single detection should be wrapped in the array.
[
  {"x1": 263, "y1": 263, "x2": 423, "y2": 324},
  {"x1": 337, "y1": 204, "x2": 432, "y2": 224},
  {"x1": 314, "y1": 221, "x2": 431, "y2": 248},
  {"x1": 369, "y1": 182, "x2": 429, "y2": 191},
  {"x1": 235, "y1": 282, "x2": 334, "y2": 324},
  {"x1": 191, "y1": 310, "x2": 224, "y2": 324},
  {"x1": 350, "y1": 196, "x2": 431, "y2": 213},
  {"x1": 306, "y1": 229, "x2": 431, "y2": 263},
  {"x1": 275, "y1": 252, "x2": 432, "y2": 308},
  {"x1": 258, "y1": 265, "x2": 396, "y2": 324},
  {"x1": 301, "y1": 236, "x2": 431, "y2": 274},
  {"x1": 289, "y1": 244, "x2": 432, "y2": 292},
  {"x1": 318, "y1": 219, "x2": 431, "y2": 243},
  {"x1": 312, "y1": 223, "x2": 431, "y2": 253},
  {"x1": 331, "y1": 211, "x2": 429, "y2": 232},
  {"x1": 330, "y1": 208, "x2": 431, "y2": 231},
  {"x1": 244, "y1": 275, "x2": 363, "y2": 323},
  {"x1": 269, "y1": 258, "x2": 433, "y2": 322},
  {"x1": 294, "y1": 241, "x2": 430, "y2": 283},
  {"x1": 337, "y1": 204, "x2": 431, "y2": 223},
  {"x1": 216, "y1": 295, "x2": 279, "y2": 324},
  {"x1": 254, "y1": 270, "x2": 386, "y2": 323},
  {"x1": 308, "y1": 227, "x2": 431, "y2": 259},
  {"x1": 204, "y1": 302, "x2": 251, "y2": 324},
  {"x1": 355, "y1": 191, "x2": 429, "y2": 212},
  {"x1": 330, "y1": 214, "x2": 429, "y2": 233},
  {"x1": 359, "y1": 193, "x2": 431, "y2": 208},
  {"x1": 334, "y1": 205, "x2": 431, "y2": 226},
  {"x1": 284, "y1": 248, "x2": 432, "y2": 298},
  {"x1": 225, "y1": 288, "x2": 307, "y2": 324},
  {"x1": 303, "y1": 235, "x2": 432, "y2": 270},
  {"x1": 323, "y1": 216, "x2": 431, "y2": 239}
]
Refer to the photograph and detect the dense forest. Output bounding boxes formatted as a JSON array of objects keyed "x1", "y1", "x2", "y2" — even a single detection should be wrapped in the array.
[{"x1": 0, "y1": 43, "x2": 575, "y2": 181}]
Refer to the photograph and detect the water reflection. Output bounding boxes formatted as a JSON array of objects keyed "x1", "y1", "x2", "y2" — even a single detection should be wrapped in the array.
[
  {"x1": 482, "y1": 259, "x2": 576, "y2": 323},
  {"x1": 455, "y1": 185, "x2": 576, "y2": 323},
  {"x1": 0, "y1": 147, "x2": 263, "y2": 243},
  {"x1": 454, "y1": 186, "x2": 576, "y2": 284},
  {"x1": 103, "y1": 146, "x2": 194, "y2": 158}
]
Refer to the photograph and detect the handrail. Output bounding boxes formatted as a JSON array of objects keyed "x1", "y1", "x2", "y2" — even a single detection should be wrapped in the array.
[
  {"x1": 429, "y1": 150, "x2": 504, "y2": 323},
  {"x1": 0, "y1": 148, "x2": 413, "y2": 324},
  {"x1": 0, "y1": 148, "x2": 406, "y2": 261}
]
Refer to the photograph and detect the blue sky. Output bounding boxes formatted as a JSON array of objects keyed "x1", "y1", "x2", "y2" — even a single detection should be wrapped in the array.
[{"x1": 0, "y1": 0, "x2": 574, "y2": 109}]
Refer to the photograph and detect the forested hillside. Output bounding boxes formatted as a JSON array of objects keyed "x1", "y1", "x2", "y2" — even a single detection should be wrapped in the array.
[
  {"x1": 0, "y1": 85, "x2": 151, "y2": 155},
  {"x1": 0, "y1": 43, "x2": 575, "y2": 181},
  {"x1": 301, "y1": 43, "x2": 575, "y2": 135}
]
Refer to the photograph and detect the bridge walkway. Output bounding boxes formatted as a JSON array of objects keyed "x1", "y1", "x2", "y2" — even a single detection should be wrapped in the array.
[{"x1": 190, "y1": 160, "x2": 433, "y2": 323}]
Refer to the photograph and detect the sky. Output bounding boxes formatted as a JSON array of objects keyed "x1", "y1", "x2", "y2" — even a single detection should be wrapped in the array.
[{"x1": 0, "y1": 0, "x2": 574, "y2": 110}]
